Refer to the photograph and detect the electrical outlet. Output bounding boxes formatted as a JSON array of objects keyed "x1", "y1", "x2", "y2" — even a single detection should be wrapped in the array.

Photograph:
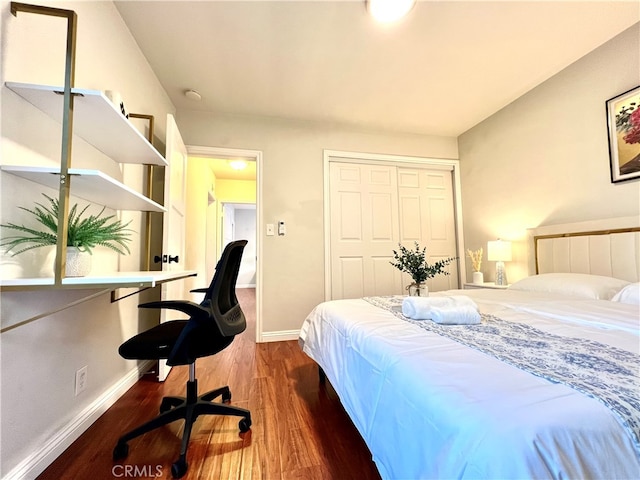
[{"x1": 75, "y1": 366, "x2": 88, "y2": 396}]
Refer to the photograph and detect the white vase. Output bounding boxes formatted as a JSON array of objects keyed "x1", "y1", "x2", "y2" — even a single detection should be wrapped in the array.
[
  {"x1": 63, "y1": 247, "x2": 92, "y2": 277},
  {"x1": 408, "y1": 282, "x2": 428, "y2": 296},
  {"x1": 0, "y1": 249, "x2": 23, "y2": 279},
  {"x1": 472, "y1": 271, "x2": 484, "y2": 284}
]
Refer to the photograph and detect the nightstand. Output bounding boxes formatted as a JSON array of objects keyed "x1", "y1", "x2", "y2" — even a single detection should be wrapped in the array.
[{"x1": 463, "y1": 282, "x2": 509, "y2": 290}]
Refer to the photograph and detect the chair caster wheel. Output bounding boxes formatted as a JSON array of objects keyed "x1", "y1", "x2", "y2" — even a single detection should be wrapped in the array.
[
  {"x1": 239, "y1": 417, "x2": 252, "y2": 433},
  {"x1": 113, "y1": 442, "x2": 129, "y2": 460},
  {"x1": 171, "y1": 457, "x2": 188, "y2": 478},
  {"x1": 222, "y1": 390, "x2": 232, "y2": 403}
]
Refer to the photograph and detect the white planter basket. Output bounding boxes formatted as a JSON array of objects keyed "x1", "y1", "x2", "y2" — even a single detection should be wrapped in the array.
[{"x1": 64, "y1": 247, "x2": 92, "y2": 277}]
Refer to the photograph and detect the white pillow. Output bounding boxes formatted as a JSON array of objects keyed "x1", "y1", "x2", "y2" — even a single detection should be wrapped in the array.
[
  {"x1": 508, "y1": 273, "x2": 630, "y2": 300},
  {"x1": 611, "y1": 282, "x2": 640, "y2": 305}
]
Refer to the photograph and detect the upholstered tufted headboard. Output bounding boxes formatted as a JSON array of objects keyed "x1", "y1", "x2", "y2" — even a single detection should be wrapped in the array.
[{"x1": 533, "y1": 226, "x2": 640, "y2": 283}]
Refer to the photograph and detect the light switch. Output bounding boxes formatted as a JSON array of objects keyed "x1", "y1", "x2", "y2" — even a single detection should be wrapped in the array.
[
  {"x1": 266, "y1": 224, "x2": 275, "y2": 236},
  {"x1": 278, "y1": 221, "x2": 286, "y2": 236}
]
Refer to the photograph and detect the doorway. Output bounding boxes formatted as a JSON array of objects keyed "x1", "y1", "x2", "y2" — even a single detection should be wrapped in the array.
[
  {"x1": 221, "y1": 202, "x2": 257, "y2": 288},
  {"x1": 186, "y1": 146, "x2": 262, "y2": 342}
]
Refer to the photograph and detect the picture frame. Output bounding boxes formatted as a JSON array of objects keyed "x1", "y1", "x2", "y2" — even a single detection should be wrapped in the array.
[{"x1": 606, "y1": 85, "x2": 640, "y2": 183}]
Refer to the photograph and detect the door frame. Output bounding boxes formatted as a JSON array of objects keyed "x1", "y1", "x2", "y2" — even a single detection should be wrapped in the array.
[
  {"x1": 187, "y1": 145, "x2": 263, "y2": 343},
  {"x1": 323, "y1": 149, "x2": 466, "y2": 300}
]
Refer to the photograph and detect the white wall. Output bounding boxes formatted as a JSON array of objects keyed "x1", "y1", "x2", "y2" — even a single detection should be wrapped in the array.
[
  {"x1": 0, "y1": 1, "x2": 175, "y2": 477},
  {"x1": 458, "y1": 23, "x2": 640, "y2": 284},
  {"x1": 176, "y1": 111, "x2": 458, "y2": 336},
  {"x1": 233, "y1": 206, "x2": 257, "y2": 287}
]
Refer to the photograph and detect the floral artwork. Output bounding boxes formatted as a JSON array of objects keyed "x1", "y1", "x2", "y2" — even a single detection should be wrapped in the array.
[{"x1": 607, "y1": 86, "x2": 640, "y2": 183}]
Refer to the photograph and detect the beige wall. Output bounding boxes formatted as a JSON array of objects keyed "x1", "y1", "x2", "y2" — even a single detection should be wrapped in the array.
[
  {"x1": 458, "y1": 23, "x2": 640, "y2": 285},
  {"x1": 176, "y1": 112, "x2": 458, "y2": 336},
  {"x1": 0, "y1": 1, "x2": 175, "y2": 476}
]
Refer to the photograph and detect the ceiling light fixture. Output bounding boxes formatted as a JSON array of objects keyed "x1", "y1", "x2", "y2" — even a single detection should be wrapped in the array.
[
  {"x1": 229, "y1": 159, "x2": 248, "y2": 170},
  {"x1": 367, "y1": 0, "x2": 416, "y2": 23},
  {"x1": 184, "y1": 89, "x2": 202, "y2": 101}
]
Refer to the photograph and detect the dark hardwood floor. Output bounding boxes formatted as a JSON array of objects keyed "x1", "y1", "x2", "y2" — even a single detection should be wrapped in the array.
[{"x1": 37, "y1": 289, "x2": 381, "y2": 480}]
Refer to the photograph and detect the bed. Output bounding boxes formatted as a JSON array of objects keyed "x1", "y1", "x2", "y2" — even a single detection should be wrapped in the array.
[{"x1": 299, "y1": 221, "x2": 640, "y2": 479}]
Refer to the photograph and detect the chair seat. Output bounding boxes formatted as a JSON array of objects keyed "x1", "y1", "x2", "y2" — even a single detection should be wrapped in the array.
[
  {"x1": 119, "y1": 320, "x2": 234, "y2": 365},
  {"x1": 119, "y1": 320, "x2": 188, "y2": 360}
]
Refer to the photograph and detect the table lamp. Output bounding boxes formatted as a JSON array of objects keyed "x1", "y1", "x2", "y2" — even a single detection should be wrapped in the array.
[{"x1": 487, "y1": 239, "x2": 512, "y2": 286}]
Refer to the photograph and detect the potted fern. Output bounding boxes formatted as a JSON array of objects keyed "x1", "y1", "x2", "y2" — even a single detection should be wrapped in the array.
[
  {"x1": 390, "y1": 242, "x2": 457, "y2": 296},
  {"x1": 0, "y1": 194, "x2": 132, "y2": 276}
]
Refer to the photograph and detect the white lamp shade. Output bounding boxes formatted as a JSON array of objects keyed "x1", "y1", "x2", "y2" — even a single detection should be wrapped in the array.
[{"x1": 487, "y1": 240, "x2": 512, "y2": 262}]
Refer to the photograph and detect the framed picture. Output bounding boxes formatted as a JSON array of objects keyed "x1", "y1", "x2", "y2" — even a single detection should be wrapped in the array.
[{"x1": 606, "y1": 85, "x2": 640, "y2": 183}]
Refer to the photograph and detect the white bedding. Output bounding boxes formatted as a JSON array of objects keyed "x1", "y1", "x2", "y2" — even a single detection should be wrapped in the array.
[{"x1": 299, "y1": 289, "x2": 640, "y2": 480}]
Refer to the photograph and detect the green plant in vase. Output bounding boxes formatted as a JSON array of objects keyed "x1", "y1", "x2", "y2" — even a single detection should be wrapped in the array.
[
  {"x1": 390, "y1": 242, "x2": 456, "y2": 296},
  {"x1": 0, "y1": 194, "x2": 132, "y2": 276}
]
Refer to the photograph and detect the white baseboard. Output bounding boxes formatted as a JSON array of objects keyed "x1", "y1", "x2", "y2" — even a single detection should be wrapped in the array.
[
  {"x1": 2, "y1": 360, "x2": 154, "y2": 480},
  {"x1": 258, "y1": 329, "x2": 300, "y2": 343},
  {"x1": 236, "y1": 283, "x2": 256, "y2": 289}
]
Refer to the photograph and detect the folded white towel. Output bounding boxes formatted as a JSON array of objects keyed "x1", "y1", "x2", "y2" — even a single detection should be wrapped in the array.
[
  {"x1": 401, "y1": 295, "x2": 478, "y2": 320},
  {"x1": 430, "y1": 305, "x2": 481, "y2": 325}
]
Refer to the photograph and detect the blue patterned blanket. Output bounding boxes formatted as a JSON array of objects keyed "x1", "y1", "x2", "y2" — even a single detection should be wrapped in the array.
[{"x1": 364, "y1": 295, "x2": 640, "y2": 458}]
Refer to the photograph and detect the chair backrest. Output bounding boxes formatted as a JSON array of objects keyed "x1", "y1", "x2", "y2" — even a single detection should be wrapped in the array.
[
  {"x1": 166, "y1": 240, "x2": 247, "y2": 366},
  {"x1": 204, "y1": 239, "x2": 248, "y2": 337}
]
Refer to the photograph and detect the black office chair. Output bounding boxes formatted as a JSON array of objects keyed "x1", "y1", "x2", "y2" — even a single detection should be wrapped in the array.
[{"x1": 113, "y1": 240, "x2": 251, "y2": 478}]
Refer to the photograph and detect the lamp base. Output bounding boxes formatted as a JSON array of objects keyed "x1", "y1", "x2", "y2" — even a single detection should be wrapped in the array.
[{"x1": 495, "y1": 261, "x2": 508, "y2": 286}]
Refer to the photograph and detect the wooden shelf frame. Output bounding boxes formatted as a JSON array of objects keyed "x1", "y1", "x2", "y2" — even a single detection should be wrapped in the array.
[{"x1": 10, "y1": 2, "x2": 78, "y2": 283}]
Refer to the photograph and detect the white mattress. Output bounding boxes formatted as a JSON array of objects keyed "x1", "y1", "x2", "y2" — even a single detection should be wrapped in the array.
[{"x1": 299, "y1": 289, "x2": 640, "y2": 480}]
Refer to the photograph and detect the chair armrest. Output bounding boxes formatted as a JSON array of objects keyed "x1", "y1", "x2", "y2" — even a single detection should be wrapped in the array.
[
  {"x1": 190, "y1": 288, "x2": 208, "y2": 293},
  {"x1": 138, "y1": 300, "x2": 208, "y2": 318}
]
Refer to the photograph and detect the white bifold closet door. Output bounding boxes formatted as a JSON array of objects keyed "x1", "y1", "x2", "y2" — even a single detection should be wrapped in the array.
[
  {"x1": 329, "y1": 161, "x2": 458, "y2": 300},
  {"x1": 330, "y1": 162, "x2": 400, "y2": 299},
  {"x1": 397, "y1": 167, "x2": 458, "y2": 292}
]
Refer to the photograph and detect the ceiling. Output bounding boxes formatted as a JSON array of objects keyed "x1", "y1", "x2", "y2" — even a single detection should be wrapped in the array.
[
  {"x1": 115, "y1": 1, "x2": 639, "y2": 138},
  {"x1": 191, "y1": 156, "x2": 257, "y2": 180}
]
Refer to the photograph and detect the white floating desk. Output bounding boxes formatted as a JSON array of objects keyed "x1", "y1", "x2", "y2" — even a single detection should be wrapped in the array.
[{"x1": 0, "y1": 270, "x2": 196, "y2": 291}]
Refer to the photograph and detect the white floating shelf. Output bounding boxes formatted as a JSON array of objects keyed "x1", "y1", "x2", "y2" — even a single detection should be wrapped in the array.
[
  {"x1": 1, "y1": 166, "x2": 166, "y2": 212},
  {"x1": 5, "y1": 82, "x2": 167, "y2": 166},
  {"x1": 0, "y1": 270, "x2": 197, "y2": 290}
]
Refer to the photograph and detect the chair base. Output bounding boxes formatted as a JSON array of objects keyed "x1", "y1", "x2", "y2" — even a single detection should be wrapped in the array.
[{"x1": 113, "y1": 380, "x2": 251, "y2": 479}]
